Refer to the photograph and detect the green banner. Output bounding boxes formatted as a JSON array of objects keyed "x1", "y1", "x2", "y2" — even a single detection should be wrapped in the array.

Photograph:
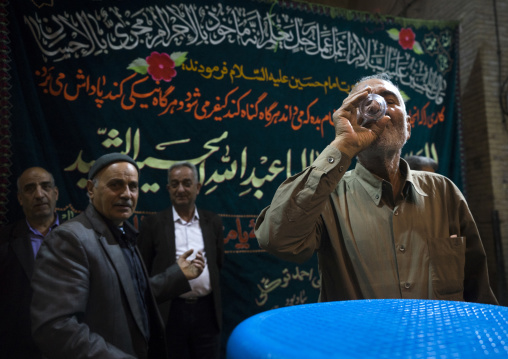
[{"x1": 4, "y1": 0, "x2": 461, "y2": 354}]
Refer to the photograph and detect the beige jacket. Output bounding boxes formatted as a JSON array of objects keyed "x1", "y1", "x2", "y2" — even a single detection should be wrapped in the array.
[{"x1": 255, "y1": 145, "x2": 498, "y2": 305}]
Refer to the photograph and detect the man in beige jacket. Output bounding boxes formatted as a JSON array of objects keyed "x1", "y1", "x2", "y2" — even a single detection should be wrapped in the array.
[{"x1": 255, "y1": 73, "x2": 498, "y2": 305}]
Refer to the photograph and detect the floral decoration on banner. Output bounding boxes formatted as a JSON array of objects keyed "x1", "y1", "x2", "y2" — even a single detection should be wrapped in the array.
[
  {"x1": 422, "y1": 31, "x2": 453, "y2": 74},
  {"x1": 387, "y1": 28, "x2": 423, "y2": 55},
  {"x1": 128, "y1": 51, "x2": 188, "y2": 82}
]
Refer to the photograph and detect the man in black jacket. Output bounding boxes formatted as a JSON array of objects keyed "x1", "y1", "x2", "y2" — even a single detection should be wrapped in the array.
[
  {"x1": 30, "y1": 153, "x2": 205, "y2": 359},
  {"x1": 0, "y1": 167, "x2": 59, "y2": 359},
  {"x1": 138, "y1": 161, "x2": 224, "y2": 359}
]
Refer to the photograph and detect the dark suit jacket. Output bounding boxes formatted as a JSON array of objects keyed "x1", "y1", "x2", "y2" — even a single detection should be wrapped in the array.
[
  {"x1": 30, "y1": 204, "x2": 188, "y2": 359},
  {"x1": 138, "y1": 207, "x2": 224, "y2": 330},
  {"x1": 0, "y1": 219, "x2": 42, "y2": 359}
]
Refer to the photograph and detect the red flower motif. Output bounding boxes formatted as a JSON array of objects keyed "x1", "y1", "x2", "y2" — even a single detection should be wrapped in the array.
[
  {"x1": 398, "y1": 28, "x2": 416, "y2": 50},
  {"x1": 146, "y1": 52, "x2": 176, "y2": 82}
]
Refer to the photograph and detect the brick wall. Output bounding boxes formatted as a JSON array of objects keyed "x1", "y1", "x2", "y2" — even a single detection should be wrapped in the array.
[{"x1": 395, "y1": 0, "x2": 508, "y2": 305}]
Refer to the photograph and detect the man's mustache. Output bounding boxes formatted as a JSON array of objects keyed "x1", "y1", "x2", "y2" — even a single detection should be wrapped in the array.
[{"x1": 114, "y1": 201, "x2": 133, "y2": 208}]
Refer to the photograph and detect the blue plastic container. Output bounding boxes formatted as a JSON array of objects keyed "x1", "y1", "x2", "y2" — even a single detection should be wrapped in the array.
[{"x1": 227, "y1": 299, "x2": 508, "y2": 358}]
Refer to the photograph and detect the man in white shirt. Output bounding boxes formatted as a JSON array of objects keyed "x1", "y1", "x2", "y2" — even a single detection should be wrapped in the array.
[{"x1": 138, "y1": 161, "x2": 224, "y2": 359}]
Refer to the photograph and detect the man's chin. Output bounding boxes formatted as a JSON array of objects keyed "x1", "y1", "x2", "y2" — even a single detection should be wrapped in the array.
[
  {"x1": 32, "y1": 209, "x2": 53, "y2": 219},
  {"x1": 113, "y1": 210, "x2": 133, "y2": 220}
]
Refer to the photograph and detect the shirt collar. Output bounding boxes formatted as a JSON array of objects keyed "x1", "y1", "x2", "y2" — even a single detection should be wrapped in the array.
[
  {"x1": 401, "y1": 158, "x2": 429, "y2": 198},
  {"x1": 352, "y1": 159, "x2": 428, "y2": 205},
  {"x1": 104, "y1": 217, "x2": 137, "y2": 246},
  {"x1": 26, "y1": 213, "x2": 60, "y2": 237},
  {"x1": 172, "y1": 206, "x2": 199, "y2": 224}
]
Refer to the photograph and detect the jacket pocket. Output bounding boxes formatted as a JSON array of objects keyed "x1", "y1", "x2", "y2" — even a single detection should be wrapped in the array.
[{"x1": 427, "y1": 236, "x2": 466, "y2": 301}]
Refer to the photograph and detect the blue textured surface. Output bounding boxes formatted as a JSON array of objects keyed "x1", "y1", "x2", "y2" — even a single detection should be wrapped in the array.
[{"x1": 226, "y1": 299, "x2": 508, "y2": 358}]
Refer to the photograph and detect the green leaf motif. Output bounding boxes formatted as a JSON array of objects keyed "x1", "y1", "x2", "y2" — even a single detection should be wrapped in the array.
[
  {"x1": 171, "y1": 51, "x2": 188, "y2": 67},
  {"x1": 399, "y1": 90, "x2": 410, "y2": 103},
  {"x1": 387, "y1": 28, "x2": 400, "y2": 41},
  {"x1": 127, "y1": 58, "x2": 148, "y2": 75},
  {"x1": 412, "y1": 42, "x2": 424, "y2": 55}
]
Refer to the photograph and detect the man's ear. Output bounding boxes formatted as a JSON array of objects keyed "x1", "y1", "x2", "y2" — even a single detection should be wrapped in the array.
[
  {"x1": 86, "y1": 180, "x2": 95, "y2": 200},
  {"x1": 406, "y1": 115, "x2": 411, "y2": 140}
]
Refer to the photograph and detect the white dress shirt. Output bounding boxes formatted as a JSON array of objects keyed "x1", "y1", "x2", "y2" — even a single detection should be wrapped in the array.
[{"x1": 173, "y1": 206, "x2": 211, "y2": 298}]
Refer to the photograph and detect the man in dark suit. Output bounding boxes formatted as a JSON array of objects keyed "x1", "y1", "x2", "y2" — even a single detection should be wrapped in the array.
[
  {"x1": 30, "y1": 153, "x2": 204, "y2": 359},
  {"x1": 0, "y1": 167, "x2": 59, "y2": 359},
  {"x1": 138, "y1": 161, "x2": 224, "y2": 359}
]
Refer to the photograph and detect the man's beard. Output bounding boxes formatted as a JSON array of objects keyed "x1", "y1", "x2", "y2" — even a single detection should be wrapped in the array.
[{"x1": 361, "y1": 123, "x2": 408, "y2": 158}]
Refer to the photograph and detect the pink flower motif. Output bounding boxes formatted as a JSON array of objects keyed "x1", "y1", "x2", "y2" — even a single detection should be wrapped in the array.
[
  {"x1": 146, "y1": 52, "x2": 176, "y2": 82},
  {"x1": 399, "y1": 28, "x2": 416, "y2": 50}
]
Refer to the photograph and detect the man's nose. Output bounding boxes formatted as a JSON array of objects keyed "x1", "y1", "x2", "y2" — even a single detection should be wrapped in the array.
[
  {"x1": 34, "y1": 185, "x2": 45, "y2": 198},
  {"x1": 120, "y1": 185, "x2": 133, "y2": 198}
]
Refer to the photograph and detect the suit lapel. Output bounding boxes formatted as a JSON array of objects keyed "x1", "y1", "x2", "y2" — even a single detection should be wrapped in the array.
[
  {"x1": 85, "y1": 205, "x2": 148, "y2": 339},
  {"x1": 11, "y1": 221, "x2": 35, "y2": 279},
  {"x1": 198, "y1": 210, "x2": 214, "y2": 259}
]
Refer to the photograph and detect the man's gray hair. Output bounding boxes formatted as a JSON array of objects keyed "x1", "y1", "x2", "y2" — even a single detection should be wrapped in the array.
[
  {"x1": 168, "y1": 161, "x2": 199, "y2": 183},
  {"x1": 350, "y1": 73, "x2": 406, "y2": 113},
  {"x1": 87, "y1": 178, "x2": 100, "y2": 203},
  {"x1": 350, "y1": 73, "x2": 395, "y2": 94}
]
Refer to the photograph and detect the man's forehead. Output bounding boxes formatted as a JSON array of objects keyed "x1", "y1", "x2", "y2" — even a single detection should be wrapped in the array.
[
  {"x1": 20, "y1": 169, "x2": 52, "y2": 185},
  {"x1": 170, "y1": 167, "x2": 193, "y2": 178},
  {"x1": 357, "y1": 78, "x2": 397, "y2": 92},
  {"x1": 98, "y1": 162, "x2": 138, "y2": 178},
  {"x1": 354, "y1": 78, "x2": 403, "y2": 104}
]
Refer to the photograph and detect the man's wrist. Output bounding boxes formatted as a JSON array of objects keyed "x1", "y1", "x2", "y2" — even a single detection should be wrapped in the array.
[{"x1": 330, "y1": 138, "x2": 358, "y2": 159}]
